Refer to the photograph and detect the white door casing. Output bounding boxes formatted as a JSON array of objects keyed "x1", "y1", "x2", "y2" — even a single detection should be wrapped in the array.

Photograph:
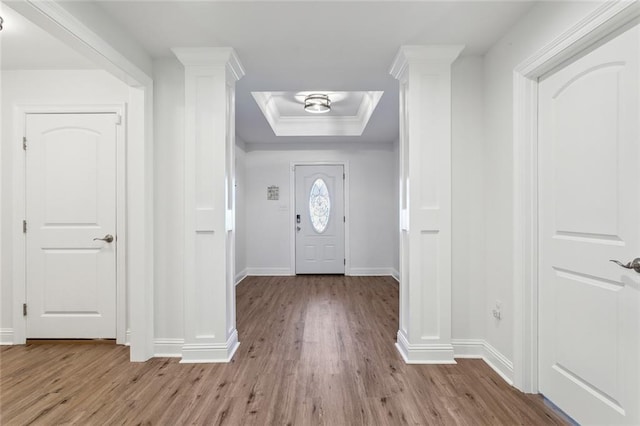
[
  {"x1": 295, "y1": 165, "x2": 345, "y2": 274},
  {"x1": 25, "y1": 113, "x2": 118, "y2": 338},
  {"x1": 538, "y1": 25, "x2": 639, "y2": 425}
]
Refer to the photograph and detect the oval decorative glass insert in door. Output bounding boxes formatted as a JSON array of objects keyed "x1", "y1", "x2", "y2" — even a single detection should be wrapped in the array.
[{"x1": 309, "y1": 178, "x2": 331, "y2": 233}]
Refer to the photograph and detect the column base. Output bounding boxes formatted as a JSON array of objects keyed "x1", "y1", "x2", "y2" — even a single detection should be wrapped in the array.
[
  {"x1": 396, "y1": 330, "x2": 456, "y2": 364},
  {"x1": 180, "y1": 329, "x2": 240, "y2": 363}
]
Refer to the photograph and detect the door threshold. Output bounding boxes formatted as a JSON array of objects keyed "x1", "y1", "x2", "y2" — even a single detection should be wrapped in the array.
[
  {"x1": 294, "y1": 273, "x2": 346, "y2": 276},
  {"x1": 26, "y1": 339, "x2": 116, "y2": 345}
]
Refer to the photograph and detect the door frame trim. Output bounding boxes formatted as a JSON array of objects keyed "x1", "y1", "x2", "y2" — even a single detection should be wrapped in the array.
[
  {"x1": 512, "y1": 0, "x2": 640, "y2": 393},
  {"x1": 290, "y1": 161, "x2": 350, "y2": 275},
  {"x1": 12, "y1": 105, "x2": 127, "y2": 344}
]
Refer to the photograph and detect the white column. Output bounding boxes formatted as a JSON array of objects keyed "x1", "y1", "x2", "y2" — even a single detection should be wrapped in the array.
[
  {"x1": 390, "y1": 45, "x2": 464, "y2": 363},
  {"x1": 172, "y1": 47, "x2": 244, "y2": 362}
]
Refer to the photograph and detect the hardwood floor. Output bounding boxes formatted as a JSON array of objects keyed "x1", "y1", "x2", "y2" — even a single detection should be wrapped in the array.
[{"x1": 1, "y1": 275, "x2": 566, "y2": 425}]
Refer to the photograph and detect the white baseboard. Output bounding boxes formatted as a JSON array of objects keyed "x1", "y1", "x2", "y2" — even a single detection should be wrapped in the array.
[
  {"x1": 482, "y1": 341, "x2": 514, "y2": 385},
  {"x1": 0, "y1": 328, "x2": 14, "y2": 345},
  {"x1": 244, "y1": 267, "x2": 398, "y2": 278},
  {"x1": 180, "y1": 330, "x2": 240, "y2": 363},
  {"x1": 154, "y1": 338, "x2": 184, "y2": 357},
  {"x1": 395, "y1": 331, "x2": 456, "y2": 364},
  {"x1": 349, "y1": 267, "x2": 398, "y2": 277},
  {"x1": 235, "y1": 269, "x2": 248, "y2": 285},
  {"x1": 246, "y1": 267, "x2": 294, "y2": 276},
  {"x1": 451, "y1": 338, "x2": 485, "y2": 357},
  {"x1": 452, "y1": 338, "x2": 514, "y2": 385}
]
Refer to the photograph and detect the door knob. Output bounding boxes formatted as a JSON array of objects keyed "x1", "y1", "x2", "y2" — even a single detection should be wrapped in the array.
[
  {"x1": 94, "y1": 234, "x2": 114, "y2": 243},
  {"x1": 610, "y1": 258, "x2": 640, "y2": 273}
]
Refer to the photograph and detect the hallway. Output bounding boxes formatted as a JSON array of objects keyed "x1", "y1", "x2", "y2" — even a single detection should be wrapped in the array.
[{"x1": 1, "y1": 276, "x2": 566, "y2": 424}]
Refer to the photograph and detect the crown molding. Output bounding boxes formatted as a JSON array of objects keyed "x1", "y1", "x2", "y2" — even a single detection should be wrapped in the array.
[{"x1": 251, "y1": 91, "x2": 281, "y2": 132}]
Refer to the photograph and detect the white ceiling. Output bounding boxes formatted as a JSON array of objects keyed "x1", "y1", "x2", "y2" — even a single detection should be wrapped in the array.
[
  {"x1": 0, "y1": 4, "x2": 97, "y2": 70},
  {"x1": 1, "y1": 1, "x2": 537, "y2": 144}
]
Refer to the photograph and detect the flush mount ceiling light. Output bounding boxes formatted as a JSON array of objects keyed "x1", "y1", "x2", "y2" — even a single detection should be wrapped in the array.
[{"x1": 304, "y1": 94, "x2": 331, "y2": 113}]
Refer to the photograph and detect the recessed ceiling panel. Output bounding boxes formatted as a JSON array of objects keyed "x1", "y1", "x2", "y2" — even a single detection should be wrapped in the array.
[{"x1": 251, "y1": 90, "x2": 383, "y2": 137}]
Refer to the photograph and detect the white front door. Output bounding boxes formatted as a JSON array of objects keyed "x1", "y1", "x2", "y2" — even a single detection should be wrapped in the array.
[
  {"x1": 25, "y1": 113, "x2": 118, "y2": 338},
  {"x1": 295, "y1": 165, "x2": 345, "y2": 274},
  {"x1": 538, "y1": 26, "x2": 639, "y2": 424}
]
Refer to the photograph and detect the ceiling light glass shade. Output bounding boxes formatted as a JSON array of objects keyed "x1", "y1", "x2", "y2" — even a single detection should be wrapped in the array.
[{"x1": 304, "y1": 94, "x2": 331, "y2": 113}]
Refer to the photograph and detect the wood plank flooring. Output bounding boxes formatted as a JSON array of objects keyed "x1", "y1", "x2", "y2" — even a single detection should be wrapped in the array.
[{"x1": 1, "y1": 275, "x2": 566, "y2": 425}]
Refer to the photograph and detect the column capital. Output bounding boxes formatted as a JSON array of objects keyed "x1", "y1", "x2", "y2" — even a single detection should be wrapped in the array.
[
  {"x1": 389, "y1": 45, "x2": 465, "y2": 80},
  {"x1": 172, "y1": 47, "x2": 245, "y2": 82}
]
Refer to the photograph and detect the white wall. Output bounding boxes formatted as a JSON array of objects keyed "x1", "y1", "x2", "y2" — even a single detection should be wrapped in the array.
[
  {"x1": 482, "y1": 1, "x2": 606, "y2": 362},
  {"x1": 391, "y1": 140, "x2": 399, "y2": 277},
  {"x1": 244, "y1": 143, "x2": 399, "y2": 276},
  {"x1": 0, "y1": 69, "x2": 130, "y2": 335},
  {"x1": 152, "y1": 58, "x2": 184, "y2": 339},
  {"x1": 451, "y1": 55, "x2": 486, "y2": 341},
  {"x1": 235, "y1": 139, "x2": 248, "y2": 281}
]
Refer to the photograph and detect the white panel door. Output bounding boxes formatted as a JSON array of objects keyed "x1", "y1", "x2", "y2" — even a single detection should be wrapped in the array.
[
  {"x1": 26, "y1": 113, "x2": 117, "y2": 338},
  {"x1": 539, "y1": 26, "x2": 639, "y2": 424},
  {"x1": 295, "y1": 165, "x2": 345, "y2": 274}
]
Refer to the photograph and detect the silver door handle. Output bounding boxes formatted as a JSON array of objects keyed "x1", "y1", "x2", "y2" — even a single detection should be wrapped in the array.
[
  {"x1": 94, "y1": 234, "x2": 114, "y2": 243},
  {"x1": 610, "y1": 258, "x2": 640, "y2": 273}
]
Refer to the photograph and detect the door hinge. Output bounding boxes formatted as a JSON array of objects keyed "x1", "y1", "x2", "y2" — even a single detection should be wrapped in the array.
[
  {"x1": 343, "y1": 173, "x2": 345, "y2": 180},
  {"x1": 343, "y1": 216, "x2": 346, "y2": 223},
  {"x1": 22, "y1": 220, "x2": 27, "y2": 233},
  {"x1": 344, "y1": 259, "x2": 346, "y2": 265},
  {"x1": 22, "y1": 137, "x2": 27, "y2": 150},
  {"x1": 115, "y1": 114, "x2": 122, "y2": 125},
  {"x1": 23, "y1": 303, "x2": 27, "y2": 316}
]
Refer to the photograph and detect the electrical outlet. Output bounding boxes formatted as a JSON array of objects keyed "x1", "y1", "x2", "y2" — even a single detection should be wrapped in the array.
[{"x1": 492, "y1": 300, "x2": 502, "y2": 320}]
